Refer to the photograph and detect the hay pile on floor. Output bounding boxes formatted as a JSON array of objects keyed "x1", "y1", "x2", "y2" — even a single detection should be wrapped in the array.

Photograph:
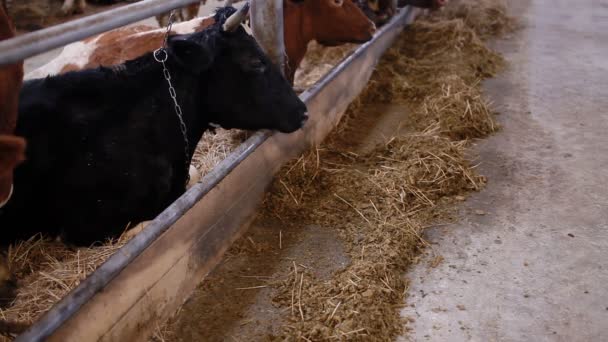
[
  {"x1": 0, "y1": 234, "x2": 128, "y2": 329},
  {"x1": 264, "y1": 129, "x2": 484, "y2": 340},
  {"x1": 251, "y1": 0, "x2": 515, "y2": 340}
]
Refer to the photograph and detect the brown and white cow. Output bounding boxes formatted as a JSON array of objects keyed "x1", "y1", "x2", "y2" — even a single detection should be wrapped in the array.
[
  {"x1": 0, "y1": 1, "x2": 24, "y2": 306},
  {"x1": 27, "y1": 0, "x2": 375, "y2": 85}
]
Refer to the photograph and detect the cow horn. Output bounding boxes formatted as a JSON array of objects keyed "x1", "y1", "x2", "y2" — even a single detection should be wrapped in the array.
[{"x1": 222, "y1": 2, "x2": 250, "y2": 32}]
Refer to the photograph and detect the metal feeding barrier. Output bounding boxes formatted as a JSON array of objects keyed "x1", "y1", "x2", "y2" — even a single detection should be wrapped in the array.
[
  {"x1": 0, "y1": 0, "x2": 202, "y2": 66},
  {"x1": 2, "y1": 1, "x2": 420, "y2": 341}
]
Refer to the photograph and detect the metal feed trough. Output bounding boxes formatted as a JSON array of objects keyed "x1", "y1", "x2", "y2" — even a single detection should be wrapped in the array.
[{"x1": 0, "y1": 1, "x2": 421, "y2": 341}]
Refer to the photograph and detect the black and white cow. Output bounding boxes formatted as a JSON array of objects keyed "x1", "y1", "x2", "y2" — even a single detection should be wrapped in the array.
[{"x1": 0, "y1": 5, "x2": 308, "y2": 246}]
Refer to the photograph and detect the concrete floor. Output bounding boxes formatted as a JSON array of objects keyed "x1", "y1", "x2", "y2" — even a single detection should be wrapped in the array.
[{"x1": 400, "y1": 0, "x2": 608, "y2": 341}]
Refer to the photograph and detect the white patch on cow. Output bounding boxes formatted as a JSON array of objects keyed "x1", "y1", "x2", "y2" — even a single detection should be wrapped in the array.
[
  {"x1": 173, "y1": 13, "x2": 216, "y2": 34},
  {"x1": 25, "y1": 34, "x2": 102, "y2": 80},
  {"x1": 25, "y1": 13, "x2": 219, "y2": 81},
  {"x1": 134, "y1": 13, "x2": 215, "y2": 39}
]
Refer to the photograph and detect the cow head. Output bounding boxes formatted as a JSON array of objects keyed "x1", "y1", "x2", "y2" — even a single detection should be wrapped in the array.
[
  {"x1": 167, "y1": 5, "x2": 308, "y2": 134},
  {"x1": 290, "y1": 0, "x2": 376, "y2": 46}
]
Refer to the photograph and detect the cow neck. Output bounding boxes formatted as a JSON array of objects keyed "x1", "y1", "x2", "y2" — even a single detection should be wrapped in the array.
[
  {"x1": 121, "y1": 53, "x2": 204, "y2": 165},
  {"x1": 284, "y1": 1, "x2": 315, "y2": 84}
]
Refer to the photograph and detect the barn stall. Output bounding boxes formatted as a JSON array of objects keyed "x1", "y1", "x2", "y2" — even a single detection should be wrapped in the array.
[{"x1": 0, "y1": 1, "x2": 423, "y2": 340}]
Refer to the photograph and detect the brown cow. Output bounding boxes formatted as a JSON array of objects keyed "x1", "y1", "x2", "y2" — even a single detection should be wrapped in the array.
[
  {"x1": 27, "y1": 0, "x2": 375, "y2": 85},
  {"x1": 0, "y1": 1, "x2": 24, "y2": 306},
  {"x1": 284, "y1": 0, "x2": 375, "y2": 83}
]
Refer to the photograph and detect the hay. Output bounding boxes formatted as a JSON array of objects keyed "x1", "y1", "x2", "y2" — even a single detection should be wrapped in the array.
[
  {"x1": 294, "y1": 42, "x2": 358, "y2": 90},
  {"x1": 264, "y1": 130, "x2": 483, "y2": 340},
  {"x1": 0, "y1": 233, "x2": 129, "y2": 330},
  {"x1": 190, "y1": 129, "x2": 250, "y2": 178},
  {"x1": 429, "y1": 0, "x2": 517, "y2": 39},
  {"x1": 251, "y1": 0, "x2": 515, "y2": 340}
]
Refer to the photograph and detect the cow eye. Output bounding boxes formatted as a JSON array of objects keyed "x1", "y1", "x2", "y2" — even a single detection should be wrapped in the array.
[{"x1": 332, "y1": 0, "x2": 344, "y2": 7}]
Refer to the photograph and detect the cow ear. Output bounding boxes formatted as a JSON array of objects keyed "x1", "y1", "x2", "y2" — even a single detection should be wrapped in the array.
[{"x1": 167, "y1": 35, "x2": 214, "y2": 73}]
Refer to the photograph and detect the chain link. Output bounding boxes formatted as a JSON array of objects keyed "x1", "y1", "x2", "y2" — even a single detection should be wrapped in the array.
[{"x1": 154, "y1": 10, "x2": 191, "y2": 186}]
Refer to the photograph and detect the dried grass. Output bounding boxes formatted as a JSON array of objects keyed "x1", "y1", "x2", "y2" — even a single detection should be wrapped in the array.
[
  {"x1": 262, "y1": 119, "x2": 486, "y2": 341},
  {"x1": 254, "y1": 0, "x2": 515, "y2": 340},
  {"x1": 0, "y1": 233, "x2": 129, "y2": 329},
  {"x1": 294, "y1": 42, "x2": 358, "y2": 90}
]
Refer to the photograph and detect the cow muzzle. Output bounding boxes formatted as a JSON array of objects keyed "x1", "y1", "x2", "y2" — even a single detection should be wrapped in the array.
[{"x1": 0, "y1": 184, "x2": 13, "y2": 209}]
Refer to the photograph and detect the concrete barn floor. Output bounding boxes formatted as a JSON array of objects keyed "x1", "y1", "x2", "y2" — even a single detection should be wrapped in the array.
[{"x1": 400, "y1": 0, "x2": 608, "y2": 341}]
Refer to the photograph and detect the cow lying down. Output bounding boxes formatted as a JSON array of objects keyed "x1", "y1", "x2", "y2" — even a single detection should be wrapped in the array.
[{"x1": 0, "y1": 6, "x2": 307, "y2": 247}]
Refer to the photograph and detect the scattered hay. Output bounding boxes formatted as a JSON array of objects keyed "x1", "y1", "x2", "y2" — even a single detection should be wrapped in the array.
[
  {"x1": 360, "y1": 18, "x2": 505, "y2": 105},
  {"x1": 0, "y1": 233, "x2": 129, "y2": 328},
  {"x1": 262, "y1": 119, "x2": 485, "y2": 341},
  {"x1": 190, "y1": 129, "x2": 249, "y2": 177},
  {"x1": 295, "y1": 42, "x2": 358, "y2": 90},
  {"x1": 252, "y1": 0, "x2": 514, "y2": 340},
  {"x1": 430, "y1": 0, "x2": 517, "y2": 39}
]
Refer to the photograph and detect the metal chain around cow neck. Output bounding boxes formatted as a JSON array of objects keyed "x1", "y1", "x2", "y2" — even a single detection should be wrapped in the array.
[{"x1": 153, "y1": 10, "x2": 191, "y2": 187}]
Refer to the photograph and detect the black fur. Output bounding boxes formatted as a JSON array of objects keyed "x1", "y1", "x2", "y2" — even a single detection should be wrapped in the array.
[{"x1": 0, "y1": 7, "x2": 307, "y2": 246}]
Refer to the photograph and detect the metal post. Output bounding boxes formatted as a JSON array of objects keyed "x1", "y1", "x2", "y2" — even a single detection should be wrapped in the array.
[{"x1": 250, "y1": 0, "x2": 285, "y2": 76}]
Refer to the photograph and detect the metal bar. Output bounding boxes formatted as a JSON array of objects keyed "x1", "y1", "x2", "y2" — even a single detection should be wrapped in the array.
[
  {"x1": 16, "y1": 6, "x2": 417, "y2": 342},
  {"x1": 0, "y1": 0, "x2": 202, "y2": 66},
  {"x1": 250, "y1": 0, "x2": 285, "y2": 74}
]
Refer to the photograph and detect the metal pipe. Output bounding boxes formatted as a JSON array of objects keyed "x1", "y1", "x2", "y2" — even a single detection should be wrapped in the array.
[
  {"x1": 250, "y1": 0, "x2": 285, "y2": 75},
  {"x1": 15, "y1": 6, "x2": 417, "y2": 342},
  {"x1": 0, "y1": 0, "x2": 202, "y2": 66}
]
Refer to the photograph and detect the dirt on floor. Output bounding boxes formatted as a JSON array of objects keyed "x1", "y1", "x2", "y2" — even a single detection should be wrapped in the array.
[{"x1": 157, "y1": 1, "x2": 516, "y2": 341}]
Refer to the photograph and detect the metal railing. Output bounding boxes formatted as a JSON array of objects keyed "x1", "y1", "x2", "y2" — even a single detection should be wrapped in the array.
[{"x1": 0, "y1": 0, "x2": 203, "y2": 66}]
